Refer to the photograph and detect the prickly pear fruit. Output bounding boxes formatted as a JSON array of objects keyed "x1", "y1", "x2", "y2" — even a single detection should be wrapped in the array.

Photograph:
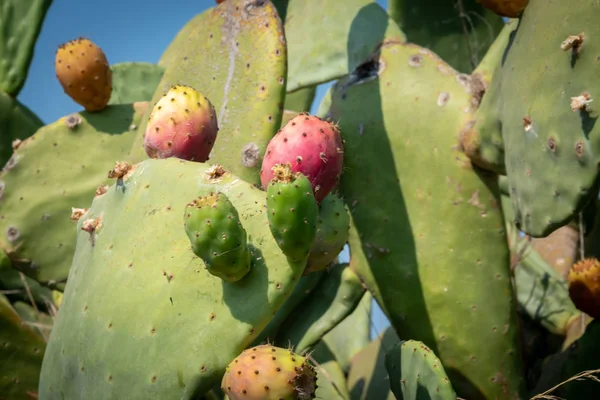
[
  {"x1": 267, "y1": 163, "x2": 318, "y2": 263},
  {"x1": 221, "y1": 344, "x2": 317, "y2": 400},
  {"x1": 476, "y1": 0, "x2": 529, "y2": 17},
  {"x1": 54, "y1": 37, "x2": 112, "y2": 112},
  {"x1": 568, "y1": 258, "x2": 600, "y2": 318},
  {"x1": 304, "y1": 194, "x2": 350, "y2": 275},
  {"x1": 184, "y1": 191, "x2": 251, "y2": 282},
  {"x1": 144, "y1": 84, "x2": 218, "y2": 162},
  {"x1": 261, "y1": 113, "x2": 344, "y2": 203}
]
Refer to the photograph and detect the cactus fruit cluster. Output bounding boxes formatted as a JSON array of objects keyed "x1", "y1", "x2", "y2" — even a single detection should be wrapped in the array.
[{"x1": 4, "y1": 0, "x2": 600, "y2": 399}]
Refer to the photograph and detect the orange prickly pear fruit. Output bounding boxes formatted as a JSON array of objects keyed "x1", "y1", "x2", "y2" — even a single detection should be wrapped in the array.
[
  {"x1": 568, "y1": 258, "x2": 600, "y2": 318},
  {"x1": 55, "y1": 37, "x2": 112, "y2": 112}
]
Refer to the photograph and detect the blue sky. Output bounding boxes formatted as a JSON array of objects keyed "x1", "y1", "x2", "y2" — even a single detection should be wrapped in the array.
[{"x1": 19, "y1": 0, "x2": 391, "y2": 339}]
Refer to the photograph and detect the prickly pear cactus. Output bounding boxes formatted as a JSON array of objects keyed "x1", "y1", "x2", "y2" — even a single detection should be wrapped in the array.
[
  {"x1": 320, "y1": 25, "x2": 525, "y2": 399},
  {"x1": 272, "y1": 0, "x2": 405, "y2": 92},
  {"x1": 0, "y1": 294, "x2": 47, "y2": 400},
  {"x1": 0, "y1": 92, "x2": 43, "y2": 166},
  {"x1": 108, "y1": 62, "x2": 164, "y2": 105},
  {"x1": 0, "y1": 0, "x2": 52, "y2": 96},
  {"x1": 38, "y1": 158, "x2": 307, "y2": 399},
  {"x1": 385, "y1": 340, "x2": 457, "y2": 400},
  {"x1": 482, "y1": 0, "x2": 600, "y2": 237},
  {"x1": 0, "y1": 104, "x2": 144, "y2": 288},
  {"x1": 387, "y1": 0, "x2": 505, "y2": 73},
  {"x1": 130, "y1": 0, "x2": 287, "y2": 185},
  {"x1": 274, "y1": 263, "x2": 364, "y2": 354}
]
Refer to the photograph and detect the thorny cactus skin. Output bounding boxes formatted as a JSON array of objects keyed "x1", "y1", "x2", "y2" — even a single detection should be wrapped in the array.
[
  {"x1": 477, "y1": 0, "x2": 529, "y2": 17},
  {"x1": 260, "y1": 114, "x2": 344, "y2": 203},
  {"x1": 221, "y1": 344, "x2": 317, "y2": 400},
  {"x1": 54, "y1": 38, "x2": 112, "y2": 112},
  {"x1": 38, "y1": 158, "x2": 307, "y2": 398},
  {"x1": 266, "y1": 163, "x2": 318, "y2": 263},
  {"x1": 144, "y1": 85, "x2": 218, "y2": 162},
  {"x1": 305, "y1": 193, "x2": 350, "y2": 275},
  {"x1": 385, "y1": 340, "x2": 457, "y2": 400},
  {"x1": 568, "y1": 258, "x2": 600, "y2": 318},
  {"x1": 183, "y1": 190, "x2": 251, "y2": 283}
]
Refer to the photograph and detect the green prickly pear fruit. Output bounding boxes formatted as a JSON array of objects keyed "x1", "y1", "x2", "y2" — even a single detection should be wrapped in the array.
[
  {"x1": 54, "y1": 38, "x2": 112, "y2": 112},
  {"x1": 568, "y1": 258, "x2": 600, "y2": 318},
  {"x1": 144, "y1": 84, "x2": 218, "y2": 162},
  {"x1": 221, "y1": 344, "x2": 317, "y2": 400},
  {"x1": 266, "y1": 163, "x2": 318, "y2": 263},
  {"x1": 304, "y1": 193, "x2": 349, "y2": 275},
  {"x1": 184, "y1": 189, "x2": 250, "y2": 283},
  {"x1": 476, "y1": 0, "x2": 529, "y2": 17}
]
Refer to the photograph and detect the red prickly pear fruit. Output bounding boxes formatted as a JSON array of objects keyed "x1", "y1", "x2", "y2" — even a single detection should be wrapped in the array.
[
  {"x1": 144, "y1": 85, "x2": 218, "y2": 162},
  {"x1": 221, "y1": 344, "x2": 317, "y2": 400},
  {"x1": 260, "y1": 113, "x2": 344, "y2": 203},
  {"x1": 476, "y1": 0, "x2": 529, "y2": 18}
]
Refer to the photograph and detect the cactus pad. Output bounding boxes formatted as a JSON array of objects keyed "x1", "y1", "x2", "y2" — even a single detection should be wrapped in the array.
[
  {"x1": 385, "y1": 340, "x2": 457, "y2": 400},
  {"x1": 0, "y1": 0, "x2": 52, "y2": 96},
  {"x1": 130, "y1": 0, "x2": 287, "y2": 185},
  {"x1": 321, "y1": 35, "x2": 524, "y2": 398},
  {"x1": 0, "y1": 295, "x2": 46, "y2": 399},
  {"x1": 0, "y1": 92, "x2": 43, "y2": 166},
  {"x1": 108, "y1": 62, "x2": 165, "y2": 105},
  {"x1": 272, "y1": 0, "x2": 405, "y2": 92},
  {"x1": 184, "y1": 191, "x2": 251, "y2": 282},
  {"x1": 39, "y1": 158, "x2": 307, "y2": 399},
  {"x1": 275, "y1": 263, "x2": 365, "y2": 354},
  {"x1": 0, "y1": 104, "x2": 142, "y2": 287},
  {"x1": 488, "y1": 0, "x2": 600, "y2": 237}
]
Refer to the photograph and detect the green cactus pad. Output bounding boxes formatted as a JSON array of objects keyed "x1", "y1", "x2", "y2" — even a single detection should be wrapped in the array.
[
  {"x1": 321, "y1": 35, "x2": 525, "y2": 398},
  {"x1": 501, "y1": 192, "x2": 581, "y2": 336},
  {"x1": 108, "y1": 62, "x2": 165, "y2": 105},
  {"x1": 347, "y1": 327, "x2": 398, "y2": 400},
  {"x1": 387, "y1": 0, "x2": 505, "y2": 74},
  {"x1": 284, "y1": 86, "x2": 317, "y2": 113},
  {"x1": 460, "y1": 19, "x2": 519, "y2": 174},
  {"x1": 275, "y1": 263, "x2": 364, "y2": 354},
  {"x1": 0, "y1": 104, "x2": 143, "y2": 287},
  {"x1": 322, "y1": 291, "x2": 372, "y2": 373},
  {"x1": 266, "y1": 164, "x2": 318, "y2": 263},
  {"x1": 0, "y1": 256, "x2": 53, "y2": 307},
  {"x1": 309, "y1": 340, "x2": 351, "y2": 400},
  {"x1": 130, "y1": 0, "x2": 287, "y2": 185},
  {"x1": 0, "y1": 92, "x2": 43, "y2": 166},
  {"x1": 184, "y1": 191, "x2": 251, "y2": 282},
  {"x1": 272, "y1": 0, "x2": 405, "y2": 92},
  {"x1": 305, "y1": 193, "x2": 350, "y2": 274},
  {"x1": 254, "y1": 269, "x2": 325, "y2": 345},
  {"x1": 0, "y1": 0, "x2": 52, "y2": 96},
  {"x1": 488, "y1": 0, "x2": 600, "y2": 237},
  {"x1": 385, "y1": 340, "x2": 457, "y2": 400},
  {"x1": 0, "y1": 295, "x2": 46, "y2": 400},
  {"x1": 38, "y1": 158, "x2": 306, "y2": 399}
]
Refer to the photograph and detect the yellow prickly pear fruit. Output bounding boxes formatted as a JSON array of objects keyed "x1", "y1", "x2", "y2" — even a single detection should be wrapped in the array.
[
  {"x1": 568, "y1": 258, "x2": 600, "y2": 318},
  {"x1": 477, "y1": 0, "x2": 529, "y2": 18},
  {"x1": 54, "y1": 37, "x2": 112, "y2": 112},
  {"x1": 222, "y1": 344, "x2": 317, "y2": 400}
]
